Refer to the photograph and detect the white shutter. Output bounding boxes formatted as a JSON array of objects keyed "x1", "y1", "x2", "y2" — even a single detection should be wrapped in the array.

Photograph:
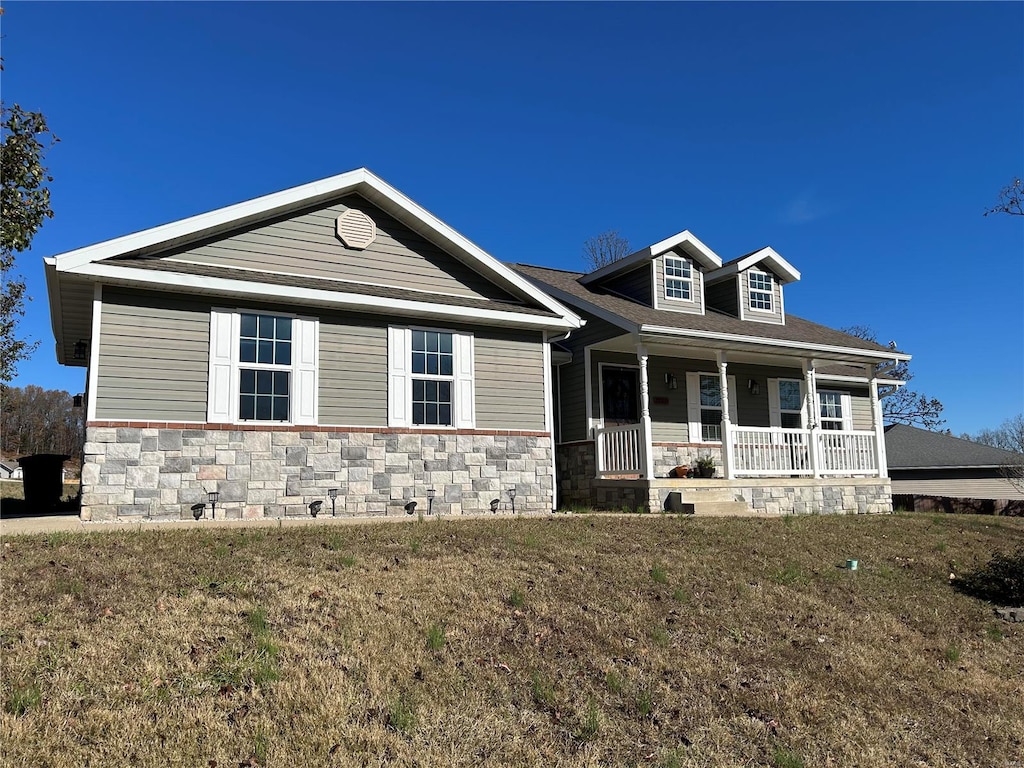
[
  {"x1": 388, "y1": 326, "x2": 410, "y2": 427},
  {"x1": 768, "y1": 378, "x2": 781, "y2": 427},
  {"x1": 292, "y1": 316, "x2": 318, "y2": 425},
  {"x1": 841, "y1": 393, "x2": 853, "y2": 431},
  {"x1": 685, "y1": 372, "x2": 701, "y2": 441},
  {"x1": 207, "y1": 309, "x2": 235, "y2": 423},
  {"x1": 454, "y1": 332, "x2": 475, "y2": 429}
]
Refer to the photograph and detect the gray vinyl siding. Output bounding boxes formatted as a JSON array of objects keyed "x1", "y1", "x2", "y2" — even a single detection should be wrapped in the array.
[
  {"x1": 890, "y1": 473, "x2": 1024, "y2": 501},
  {"x1": 161, "y1": 194, "x2": 518, "y2": 302},
  {"x1": 605, "y1": 264, "x2": 652, "y2": 305},
  {"x1": 739, "y1": 267, "x2": 785, "y2": 325},
  {"x1": 96, "y1": 289, "x2": 210, "y2": 421},
  {"x1": 474, "y1": 329, "x2": 546, "y2": 430},
  {"x1": 705, "y1": 277, "x2": 738, "y2": 317},
  {"x1": 318, "y1": 317, "x2": 388, "y2": 426},
  {"x1": 848, "y1": 388, "x2": 872, "y2": 430},
  {"x1": 654, "y1": 254, "x2": 704, "y2": 314},
  {"x1": 556, "y1": 313, "x2": 629, "y2": 443}
]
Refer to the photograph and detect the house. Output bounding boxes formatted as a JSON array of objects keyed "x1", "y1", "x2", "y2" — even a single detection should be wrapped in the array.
[
  {"x1": 0, "y1": 462, "x2": 22, "y2": 480},
  {"x1": 885, "y1": 424, "x2": 1024, "y2": 515},
  {"x1": 44, "y1": 169, "x2": 583, "y2": 521},
  {"x1": 45, "y1": 169, "x2": 909, "y2": 522},
  {"x1": 513, "y1": 230, "x2": 908, "y2": 515}
]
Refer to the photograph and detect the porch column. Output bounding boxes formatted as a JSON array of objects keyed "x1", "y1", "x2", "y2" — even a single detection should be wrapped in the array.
[
  {"x1": 636, "y1": 344, "x2": 655, "y2": 480},
  {"x1": 803, "y1": 361, "x2": 820, "y2": 478},
  {"x1": 868, "y1": 366, "x2": 888, "y2": 478},
  {"x1": 717, "y1": 351, "x2": 734, "y2": 479}
]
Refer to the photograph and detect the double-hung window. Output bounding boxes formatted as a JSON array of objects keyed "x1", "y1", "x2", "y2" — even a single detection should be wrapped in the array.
[
  {"x1": 818, "y1": 390, "x2": 851, "y2": 431},
  {"x1": 664, "y1": 256, "x2": 693, "y2": 301},
  {"x1": 748, "y1": 270, "x2": 773, "y2": 311},
  {"x1": 388, "y1": 326, "x2": 474, "y2": 428},
  {"x1": 686, "y1": 372, "x2": 738, "y2": 443},
  {"x1": 208, "y1": 309, "x2": 319, "y2": 425}
]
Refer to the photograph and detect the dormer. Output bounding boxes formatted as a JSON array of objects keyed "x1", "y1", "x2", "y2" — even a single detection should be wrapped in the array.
[
  {"x1": 704, "y1": 246, "x2": 800, "y2": 325},
  {"x1": 579, "y1": 230, "x2": 722, "y2": 314}
]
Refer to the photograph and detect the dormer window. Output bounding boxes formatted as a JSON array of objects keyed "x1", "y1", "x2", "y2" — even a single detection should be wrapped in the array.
[
  {"x1": 664, "y1": 256, "x2": 693, "y2": 301},
  {"x1": 748, "y1": 271, "x2": 773, "y2": 311}
]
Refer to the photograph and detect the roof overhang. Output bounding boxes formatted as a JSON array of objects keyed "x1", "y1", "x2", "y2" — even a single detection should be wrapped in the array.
[
  {"x1": 706, "y1": 246, "x2": 801, "y2": 285},
  {"x1": 580, "y1": 230, "x2": 723, "y2": 285},
  {"x1": 639, "y1": 323, "x2": 912, "y2": 366}
]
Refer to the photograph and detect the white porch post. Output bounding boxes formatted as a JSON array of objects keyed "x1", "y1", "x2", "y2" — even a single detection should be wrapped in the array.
[
  {"x1": 637, "y1": 344, "x2": 655, "y2": 480},
  {"x1": 803, "y1": 360, "x2": 820, "y2": 478},
  {"x1": 717, "y1": 351, "x2": 734, "y2": 479},
  {"x1": 868, "y1": 366, "x2": 888, "y2": 478}
]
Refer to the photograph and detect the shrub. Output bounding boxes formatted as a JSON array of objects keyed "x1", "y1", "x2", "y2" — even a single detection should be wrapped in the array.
[{"x1": 954, "y1": 548, "x2": 1024, "y2": 605}]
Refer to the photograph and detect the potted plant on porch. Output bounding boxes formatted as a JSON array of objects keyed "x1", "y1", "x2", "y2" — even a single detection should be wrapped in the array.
[{"x1": 695, "y1": 453, "x2": 716, "y2": 479}]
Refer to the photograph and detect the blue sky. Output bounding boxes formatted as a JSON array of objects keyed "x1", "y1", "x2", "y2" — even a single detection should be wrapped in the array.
[{"x1": 4, "y1": 2, "x2": 1022, "y2": 436}]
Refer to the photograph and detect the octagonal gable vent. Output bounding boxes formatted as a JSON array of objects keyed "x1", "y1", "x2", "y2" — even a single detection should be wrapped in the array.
[{"x1": 335, "y1": 209, "x2": 377, "y2": 250}]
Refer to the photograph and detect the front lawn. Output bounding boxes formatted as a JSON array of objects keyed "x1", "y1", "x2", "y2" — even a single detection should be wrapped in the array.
[{"x1": 1, "y1": 514, "x2": 1021, "y2": 767}]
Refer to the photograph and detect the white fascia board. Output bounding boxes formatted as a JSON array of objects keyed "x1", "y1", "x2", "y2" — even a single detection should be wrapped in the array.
[
  {"x1": 816, "y1": 373, "x2": 905, "y2": 386},
  {"x1": 51, "y1": 168, "x2": 581, "y2": 329},
  {"x1": 43, "y1": 258, "x2": 66, "y2": 364},
  {"x1": 706, "y1": 247, "x2": 801, "y2": 285},
  {"x1": 520, "y1": 281, "x2": 638, "y2": 335},
  {"x1": 580, "y1": 230, "x2": 722, "y2": 285},
  {"x1": 640, "y1": 324, "x2": 913, "y2": 362},
  {"x1": 72, "y1": 262, "x2": 578, "y2": 331}
]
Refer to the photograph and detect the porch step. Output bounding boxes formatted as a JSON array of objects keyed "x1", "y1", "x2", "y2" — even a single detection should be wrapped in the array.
[{"x1": 691, "y1": 501, "x2": 762, "y2": 517}]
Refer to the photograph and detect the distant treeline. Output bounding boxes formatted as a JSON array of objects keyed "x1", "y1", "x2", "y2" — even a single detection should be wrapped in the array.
[{"x1": 1, "y1": 385, "x2": 85, "y2": 458}]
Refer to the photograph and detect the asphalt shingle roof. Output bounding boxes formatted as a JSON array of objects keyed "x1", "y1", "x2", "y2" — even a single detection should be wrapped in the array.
[
  {"x1": 884, "y1": 424, "x2": 1024, "y2": 469},
  {"x1": 512, "y1": 263, "x2": 900, "y2": 355}
]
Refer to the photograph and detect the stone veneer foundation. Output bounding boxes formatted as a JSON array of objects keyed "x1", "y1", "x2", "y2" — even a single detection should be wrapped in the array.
[
  {"x1": 82, "y1": 423, "x2": 553, "y2": 521},
  {"x1": 557, "y1": 441, "x2": 893, "y2": 514}
]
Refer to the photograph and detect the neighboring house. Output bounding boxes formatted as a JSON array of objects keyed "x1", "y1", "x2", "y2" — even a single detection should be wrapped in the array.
[
  {"x1": 885, "y1": 424, "x2": 1024, "y2": 515},
  {"x1": 514, "y1": 231, "x2": 908, "y2": 515},
  {"x1": 0, "y1": 462, "x2": 22, "y2": 480},
  {"x1": 45, "y1": 169, "x2": 583, "y2": 521}
]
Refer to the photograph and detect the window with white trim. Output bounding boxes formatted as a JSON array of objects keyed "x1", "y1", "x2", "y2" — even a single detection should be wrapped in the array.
[
  {"x1": 664, "y1": 256, "x2": 693, "y2": 301},
  {"x1": 748, "y1": 270, "x2": 773, "y2": 311},
  {"x1": 818, "y1": 390, "x2": 851, "y2": 431},
  {"x1": 388, "y1": 326, "x2": 474, "y2": 428},
  {"x1": 207, "y1": 309, "x2": 319, "y2": 425},
  {"x1": 777, "y1": 379, "x2": 803, "y2": 428},
  {"x1": 686, "y1": 372, "x2": 738, "y2": 443}
]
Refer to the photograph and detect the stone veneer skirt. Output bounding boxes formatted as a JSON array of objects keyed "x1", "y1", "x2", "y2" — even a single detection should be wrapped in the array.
[{"x1": 81, "y1": 425, "x2": 553, "y2": 521}]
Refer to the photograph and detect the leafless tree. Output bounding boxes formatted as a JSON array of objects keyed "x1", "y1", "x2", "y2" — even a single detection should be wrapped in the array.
[
  {"x1": 1, "y1": 385, "x2": 84, "y2": 459},
  {"x1": 965, "y1": 414, "x2": 1024, "y2": 493},
  {"x1": 841, "y1": 325, "x2": 945, "y2": 430},
  {"x1": 582, "y1": 230, "x2": 630, "y2": 271},
  {"x1": 984, "y1": 178, "x2": 1023, "y2": 217}
]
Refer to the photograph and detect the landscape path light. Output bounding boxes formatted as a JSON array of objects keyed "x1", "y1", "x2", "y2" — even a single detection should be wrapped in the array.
[
  {"x1": 427, "y1": 487, "x2": 436, "y2": 516},
  {"x1": 309, "y1": 500, "x2": 322, "y2": 517},
  {"x1": 207, "y1": 491, "x2": 219, "y2": 520},
  {"x1": 508, "y1": 487, "x2": 516, "y2": 515},
  {"x1": 328, "y1": 488, "x2": 339, "y2": 517}
]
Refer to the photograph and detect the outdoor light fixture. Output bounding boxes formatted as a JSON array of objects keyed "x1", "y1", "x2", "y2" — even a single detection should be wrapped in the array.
[
  {"x1": 490, "y1": 498, "x2": 500, "y2": 514},
  {"x1": 191, "y1": 503, "x2": 205, "y2": 521},
  {"x1": 328, "y1": 488, "x2": 339, "y2": 517},
  {"x1": 508, "y1": 487, "x2": 517, "y2": 515},
  {"x1": 665, "y1": 373, "x2": 678, "y2": 390},
  {"x1": 747, "y1": 379, "x2": 760, "y2": 396},
  {"x1": 309, "y1": 500, "x2": 322, "y2": 517},
  {"x1": 404, "y1": 500, "x2": 418, "y2": 515},
  {"x1": 207, "y1": 491, "x2": 219, "y2": 520},
  {"x1": 72, "y1": 393, "x2": 84, "y2": 409},
  {"x1": 426, "y1": 487, "x2": 436, "y2": 516},
  {"x1": 73, "y1": 339, "x2": 89, "y2": 361}
]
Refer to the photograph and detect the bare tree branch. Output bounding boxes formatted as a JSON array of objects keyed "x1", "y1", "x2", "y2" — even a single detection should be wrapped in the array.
[
  {"x1": 984, "y1": 178, "x2": 1023, "y2": 217},
  {"x1": 582, "y1": 230, "x2": 630, "y2": 271}
]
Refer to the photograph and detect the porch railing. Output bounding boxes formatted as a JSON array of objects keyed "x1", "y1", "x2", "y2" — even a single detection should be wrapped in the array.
[
  {"x1": 816, "y1": 429, "x2": 877, "y2": 475},
  {"x1": 731, "y1": 427, "x2": 812, "y2": 476},
  {"x1": 595, "y1": 422, "x2": 645, "y2": 477},
  {"x1": 730, "y1": 427, "x2": 879, "y2": 477}
]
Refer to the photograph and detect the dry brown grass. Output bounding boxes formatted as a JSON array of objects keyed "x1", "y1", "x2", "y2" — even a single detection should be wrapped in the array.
[{"x1": 1, "y1": 513, "x2": 1022, "y2": 767}]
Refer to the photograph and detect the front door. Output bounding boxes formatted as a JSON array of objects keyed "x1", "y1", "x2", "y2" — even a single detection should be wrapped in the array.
[{"x1": 601, "y1": 366, "x2": 640, "y2": 425}]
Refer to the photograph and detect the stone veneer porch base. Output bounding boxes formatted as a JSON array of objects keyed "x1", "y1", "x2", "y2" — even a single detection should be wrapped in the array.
[
  {"x1": 81, "y1": 423, "x2": 553, "y2": 522},
  {"x1": 557, "y1": 441, "x2": 892, "y2": 514}
]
